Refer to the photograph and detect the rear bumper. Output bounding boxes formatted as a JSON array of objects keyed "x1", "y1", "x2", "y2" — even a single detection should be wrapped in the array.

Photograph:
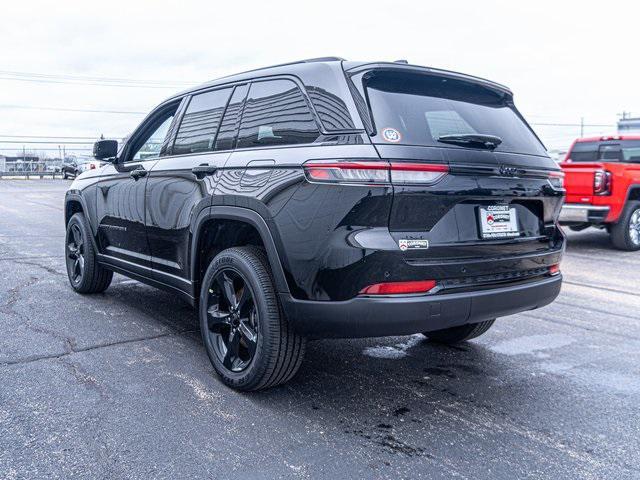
[
  {"x1": 559, "y1": 204, "x2": 610, "y2": 224},
  {"x1": 280, "y1": 274, "x2": 562, "y2": 339}
]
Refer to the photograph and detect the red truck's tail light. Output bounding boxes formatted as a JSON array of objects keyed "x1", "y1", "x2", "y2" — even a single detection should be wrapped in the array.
[
  {"x1": 594, "y1": 170, "x2": 612, "y2": 195},
  {"x1": 359, "y1": 280, "x2": 437, "y2": 295},
  {"x1": 548, "y1": 171, "x2": 564, "y2": 189},
  {"x1": 303, "y1": 160, "x2": 448, "y2": 186},
  {"x1": 549, "y1": 264, "x2": 560, "y2": 276}
]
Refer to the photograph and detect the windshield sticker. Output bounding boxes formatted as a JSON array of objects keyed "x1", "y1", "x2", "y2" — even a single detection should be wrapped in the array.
[{"x1": 381, "y1": 127, "x2": 402, "y2": 143}]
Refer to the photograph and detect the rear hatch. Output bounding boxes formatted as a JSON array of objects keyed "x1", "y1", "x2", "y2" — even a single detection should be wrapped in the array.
[{"x1": 350, "y1": 67, "x2": 564, "y2": 267}]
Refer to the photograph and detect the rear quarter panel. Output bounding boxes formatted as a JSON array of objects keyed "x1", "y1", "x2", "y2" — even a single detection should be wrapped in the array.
[{"x1": 218, "y1": 141, "x2": 387, "y2": 301}]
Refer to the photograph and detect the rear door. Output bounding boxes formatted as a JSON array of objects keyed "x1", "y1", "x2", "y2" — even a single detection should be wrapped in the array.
[
  {"x1": 220, "y1": 78, "x2": 324, "y2": 203},
  {"x1": 355, "y1": 69, "x2": 563, "y2": 262},
  {"x1": 144, "y1": 84, "x2": 247, "y2": 286}
]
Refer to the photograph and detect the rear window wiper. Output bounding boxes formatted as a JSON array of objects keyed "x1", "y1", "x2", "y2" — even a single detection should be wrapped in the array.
[{"x1": 437, "y1": 134, "x2": 503, "y2": 150}]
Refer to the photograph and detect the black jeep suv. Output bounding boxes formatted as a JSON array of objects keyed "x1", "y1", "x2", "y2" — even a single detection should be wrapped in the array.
[{"x1": 64, "y1": 58, "x2": 565, "y2": 390}]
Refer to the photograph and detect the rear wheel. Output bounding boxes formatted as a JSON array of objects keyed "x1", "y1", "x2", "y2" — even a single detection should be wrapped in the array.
[
  {"x1": 199, "y1": 246, "x2": 306, "y2": 391},
  {"x1": 423, "y1": 320, "x2": 495, "y2": 344},
  {"x1": 65, "y1": 212, "x2": 113, "y2": 293},
  {"x1": 610, "y1": 201, "x2": 640, "y2": 251},
  {"x1": 569, "y1": 224, "x2": 589, "y2": 232}
]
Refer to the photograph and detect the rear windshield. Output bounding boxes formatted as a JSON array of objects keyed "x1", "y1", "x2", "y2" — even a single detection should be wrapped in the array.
[
  {"x1": 364, "y1": 71, "x2": 546, "y2": 156},
  {"x1": 568, "y1": 140, "x2": 640, "y2": 162}
]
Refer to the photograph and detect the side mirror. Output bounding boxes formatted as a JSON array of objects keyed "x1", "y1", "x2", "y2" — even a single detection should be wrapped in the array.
[{"x1": 93, "y1": 139, "x2": 118, "y2": 161}]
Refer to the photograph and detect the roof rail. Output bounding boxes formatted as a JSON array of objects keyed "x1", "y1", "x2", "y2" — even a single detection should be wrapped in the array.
[
  {"x1": 264, "y1": 57, "x2": 346, "y2": 70},
  {"x1": 213, "y1": 57, "x2": 346, "y2": 81},
  {"x1": 172, "y1": 57, "x2": 348, "y2": 98},
  {"x1": 301, "y1": 56, "x2": 346, "y2": 63}
]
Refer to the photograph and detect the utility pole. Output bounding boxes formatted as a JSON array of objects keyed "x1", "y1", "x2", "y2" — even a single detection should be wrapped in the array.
[{"x1": 580, "y1": 117, "x2": 584, "y2": 138}]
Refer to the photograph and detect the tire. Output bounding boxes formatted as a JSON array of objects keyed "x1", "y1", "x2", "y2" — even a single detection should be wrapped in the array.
[
  {"x1": 610, "y1": 201, "x2": 640, "y2": 251},
  {"x1": 569, "y1": 224, "x2": 589, "y2": 232},
  {"x1": 62, "y1": 172, "x2": 68, "y2": 179},
  {"x1": 199, "y1": 246, "x2": 306, "y2": 391},
  {"x1": 65, "y1": 212, "x2": 113, "y2": 293},
  {"x1": 423, "y1": 320, "x2": 495, "y2": 344}
]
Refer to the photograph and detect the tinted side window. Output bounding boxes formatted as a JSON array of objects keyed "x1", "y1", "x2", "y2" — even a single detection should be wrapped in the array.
[
  {"x1": 173, "y1": 88, "x2": 232, "y2": 155},
  {"x1": 621, "y1": 140, "x2": 640, "y2": 162},
  {"x1": 236, "y1": 79, "x2": 320, "y2": 149},
  {"x1": 567, "y1": 141, "x2": 638, "y2": 162},
  {"x1": 568, "y1": 142, "x2": 598, "y2": 162},
  {"x1": 132, "y1": 115, "x2": 174, "y2": 161},
  {"x1": 128, "y1": 102, "x2": 179, "y2": 162},
  {"x1": 215, "y1": 84, "x2": 248, "y2": 151},
  {"x1": 599, "y1": 144, "x2": 621, "y2": 161}
]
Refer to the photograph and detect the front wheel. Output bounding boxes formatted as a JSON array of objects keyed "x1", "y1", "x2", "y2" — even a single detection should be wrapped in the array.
[
  {"x1": 423, "y1": 320, "x2": 495, "y2": 344},
  {"x1": 610, "y1": 201, "x2": 640, "y2": 251},
  {"x1": 199, "y1": 246, "x2": 306, "y2": 391},
  {"x1": 65, "y1": 212, "x2": 113, "y2": 293}
]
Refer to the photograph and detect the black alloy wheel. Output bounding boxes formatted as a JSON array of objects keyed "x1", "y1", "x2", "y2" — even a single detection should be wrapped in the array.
[
  {"x1": 205, "y1": 269, "x2": 259, "y2": 372},
  {"x1": 64, "y1": 212, "x2": 113, "y2": 293},
  {"x1": 199, "y1": 246, "x2": 306, "y2": 391},
  {"x1": 66, "y1": 222, "x2": 85, "y2": 286}
]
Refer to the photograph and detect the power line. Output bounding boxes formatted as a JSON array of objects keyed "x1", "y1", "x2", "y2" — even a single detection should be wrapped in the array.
[
  {"x1": 0, "y1": 140, "x2": 94, "y2": 144},
  {"x1": 0, "y1": 147, "x2": 92, "y2": 151},
  {"x1": 0, "y1": 134, "x2": 116, "y2": 139},
  {"x1": 0, "y1": 76, "x2": 184, "y2": 89},
  {"x1": 0, "y1": 70, "x2": 198, "y2": 89},
  {"x1": 0, "y1": 104, "x2": 145, "y2": 115},
  {"x1": 0, "y1": 70, "x2": 196, "y2": 85},
  {"x1": 531, "y1": 122, "x2": 615, "y2": 127}
]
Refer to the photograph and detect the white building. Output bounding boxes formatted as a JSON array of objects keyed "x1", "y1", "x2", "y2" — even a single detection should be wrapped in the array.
[{"x1": 618, "y1": 117, "x2": 640, "y2": 134}]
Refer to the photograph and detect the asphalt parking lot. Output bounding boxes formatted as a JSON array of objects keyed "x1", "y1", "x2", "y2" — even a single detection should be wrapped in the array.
[{"x1": 1, "y1": 179, "x2": 639, "y2": 479}]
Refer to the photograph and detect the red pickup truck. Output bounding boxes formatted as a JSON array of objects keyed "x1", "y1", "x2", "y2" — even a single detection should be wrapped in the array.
[{"x1": 559, "y1": 135, "x2": 640, "y2": 250}]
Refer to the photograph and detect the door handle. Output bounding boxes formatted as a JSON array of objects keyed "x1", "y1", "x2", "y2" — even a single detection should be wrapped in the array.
[
  {"x1": 130, "y1": 168, "x2": 147, "y2": 180},
  {"x1": 192, "y1": 165, "x2": 217, "y2": 179}
]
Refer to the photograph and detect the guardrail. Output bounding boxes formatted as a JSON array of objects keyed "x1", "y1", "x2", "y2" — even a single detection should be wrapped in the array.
[{"x1": 0, "y1": 171, "x2": 65, "y2": 179}]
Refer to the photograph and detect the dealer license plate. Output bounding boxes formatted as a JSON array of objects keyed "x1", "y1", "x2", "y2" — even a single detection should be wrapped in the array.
[{"x1": 479, "y1": 205, "x2": 519, "y2": 239}]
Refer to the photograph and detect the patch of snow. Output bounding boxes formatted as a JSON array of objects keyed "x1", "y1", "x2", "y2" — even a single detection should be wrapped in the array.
[
  {"x1": 363, "y1": 334, "x2": 423, "y2": 359},
  {"x1": 490, "y1": 334, "x2": 574, "y2": 356}
]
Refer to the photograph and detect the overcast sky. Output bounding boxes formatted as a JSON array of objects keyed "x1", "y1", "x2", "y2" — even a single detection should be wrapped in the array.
[{"x1": 1, "y1": 0, "x2": 638, "y2": 157}]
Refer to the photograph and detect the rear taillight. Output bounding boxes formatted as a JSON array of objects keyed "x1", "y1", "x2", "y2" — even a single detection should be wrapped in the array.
[
  {"x1": 549, "y1": 264, "x2": 560, "y2": 276},
  {"x1": 389, "y1": 162, "x2": 449, "y2": 185},
  {"x1": 303, "y1": 161, "x2": 388, "y2": 184},
  {"x1": 593, "y1": 170, "x2": 612, "y2": 195},
  {"x1": 548, "y1": 171, "x2": 564, "y2": 189},
  {"x1": 359, "y1": 280, "x2": 437, "y2": 295},
  {"x1": 303, "y1": 160, "x2": 448, "y2": 186}
]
